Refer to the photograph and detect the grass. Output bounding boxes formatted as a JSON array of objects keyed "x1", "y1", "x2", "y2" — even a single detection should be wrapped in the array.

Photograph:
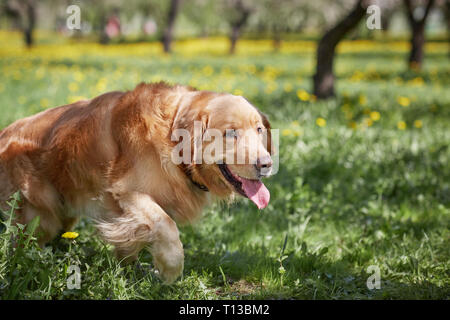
[{"x1": 0, "y1": 31, "x2": 449, "y2": 299}]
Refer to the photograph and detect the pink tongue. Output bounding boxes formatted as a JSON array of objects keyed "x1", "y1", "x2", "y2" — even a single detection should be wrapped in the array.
[{"x1": 240, "y1": 179, "x2": 270, "y2": 209}]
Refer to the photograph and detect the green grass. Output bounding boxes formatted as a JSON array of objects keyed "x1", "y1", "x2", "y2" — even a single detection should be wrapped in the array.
[{"x1": 0, "y1": 36, "x2": 449, "y2": 299}]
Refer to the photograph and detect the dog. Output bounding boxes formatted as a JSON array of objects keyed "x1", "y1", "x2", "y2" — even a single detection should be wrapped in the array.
[{"x1": 0, "y1": 82, "x2": 273, "y2": 283}]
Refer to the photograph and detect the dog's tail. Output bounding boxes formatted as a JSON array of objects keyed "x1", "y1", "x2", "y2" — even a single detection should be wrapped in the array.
[{"x1": 0, "y1": 134, "x2": 10, "y2": 225}]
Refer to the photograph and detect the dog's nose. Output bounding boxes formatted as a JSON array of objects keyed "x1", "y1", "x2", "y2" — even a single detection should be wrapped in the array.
[{"x1": 256, "y1": 155, "x2": 273, "y2": 171}]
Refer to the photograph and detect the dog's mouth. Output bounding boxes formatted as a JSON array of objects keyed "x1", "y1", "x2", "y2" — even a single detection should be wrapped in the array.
[{"x1": 218, "y1": 164, "x2": 270, "y2": 209}]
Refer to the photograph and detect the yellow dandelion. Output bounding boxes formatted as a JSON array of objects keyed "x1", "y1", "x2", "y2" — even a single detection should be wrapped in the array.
[
  {"x1": 359, "y1": 95, "x2": 367, "y2": 106},
  {"x1": 363, "y1": 118, "x2": 374, "y2": 127},
  {"x1": 370, "y1": 111, "x2": 381, "y2": 121},
  {"x1": 61, "y1": 231, "x2": 79, "y2": 239},
  {"x1": 297, "y1": 89, "x2": 310, "y2": 101},
  {"x1": 397, "y1": 96, "x2": 410, "y2": 107},
  {"x1": 282, "y1": 129, "x2": 293, "y2": 136},
  {"x1": 40, "y1": 98, "x2": 50, "y2": 108},
  {"x1": 233, "y1": 89, "x2": 243, "y2": 96},
  {"x1": 348, "y1": 121, "x2": 357, "y2": 130},
  {"x1": 316, "y1": 117, "x2": 326, "y2": 127},
  {"x1": 409, "y1": 77, "x2": 424, "y2": 86},
  {"x1": 397, "y1": 121, "x2": 407, "y2": 130},
  {"x1": 96, "y1": 78, "x2": 107, "y2": 92},
  {"x1": 414, "y1": 120, "x2": 423, "y2": 128}
]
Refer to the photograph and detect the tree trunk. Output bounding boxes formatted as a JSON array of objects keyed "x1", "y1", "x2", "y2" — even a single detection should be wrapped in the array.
[
  {"x1": 409, "y1": 22, "x2": 425, "y2": 68},
  {"x1": 229, "y1": 26, "x2": 240, "y2": 55},
  {"x1": 5, "y1": 0, "x2": 36, "y2": 48},
  {"x1": 162, "y1": 0, "x2": 181, "y2": 53},
  {"x1": 404, "y1": 0, "x2": 435, "y2": 69},
  {"x1": 313, "y1": 0, "x2": 366, "y2": 99},
  {"x1": 228, "y1": 1, "x2": 251, "y2": 55},
  {"x1": 446, "y1": 0, "x2": 450, "y2": 58},
  {"x1": 272, "y1": 28, "x2": 281, "y2": 52},
  {"x1": 381, "y1": 10, "x2": 394, "y2": 33},
  {"x1": 23, "y1": 1, "x2": 35, "y2": 48}
]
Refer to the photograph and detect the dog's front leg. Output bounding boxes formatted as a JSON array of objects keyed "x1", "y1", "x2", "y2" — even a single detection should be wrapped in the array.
[{"x1": 97, "y1": 192, "x2": 184, "y2": 284}]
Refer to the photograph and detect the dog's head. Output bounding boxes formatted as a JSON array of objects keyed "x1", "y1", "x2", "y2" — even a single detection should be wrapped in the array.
[{"x1": 172, "y1": 92, "x2": 274, "y2": 209}]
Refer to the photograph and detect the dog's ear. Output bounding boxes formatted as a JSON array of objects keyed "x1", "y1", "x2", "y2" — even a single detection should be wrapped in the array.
[
  {"x1": 172, "y1": 103, "x2": 209, "y2": 165},
  {"x1": 260, "y1": 112, "x2": 274, "y2": 156}
]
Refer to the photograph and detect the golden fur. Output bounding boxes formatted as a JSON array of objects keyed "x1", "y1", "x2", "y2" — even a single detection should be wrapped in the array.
[{"x1": 0, "y1": 82, "x2": 272, "y2": 283}]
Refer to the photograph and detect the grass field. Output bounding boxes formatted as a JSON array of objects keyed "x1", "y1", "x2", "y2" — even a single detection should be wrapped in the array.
[{"x1": 0, "y1": 31, "x2": 449, "y2": 299}]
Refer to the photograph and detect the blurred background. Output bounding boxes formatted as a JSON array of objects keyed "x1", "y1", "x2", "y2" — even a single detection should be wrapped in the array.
[{"x1": 0, "y1": 0, "x2": 449, "y2": 299}]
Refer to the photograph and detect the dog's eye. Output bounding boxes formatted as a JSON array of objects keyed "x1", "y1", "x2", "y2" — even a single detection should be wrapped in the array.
[
  {"x1": 257, "y1": 127, "x2": 263, "y2": 134},
  {"x1": 224, "y1": 129, "x2": 237, "y2": 138}
]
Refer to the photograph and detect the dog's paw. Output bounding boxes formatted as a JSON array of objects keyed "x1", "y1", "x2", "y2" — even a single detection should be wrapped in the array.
[{"x1": 152, "y1": 242, "x2": 184, "y2": 284}]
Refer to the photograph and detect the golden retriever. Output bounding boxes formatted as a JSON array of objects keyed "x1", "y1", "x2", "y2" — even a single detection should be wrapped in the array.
[{"x1": 0, "y1": 82, "x2": 273, "y2": 283}]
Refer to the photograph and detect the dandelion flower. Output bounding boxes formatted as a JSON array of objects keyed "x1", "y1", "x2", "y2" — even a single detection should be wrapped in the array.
[
  {"x1": 316, "y1": 117, "x2": 326, "y2": 127},
  {"x1": 397, "y1": 96, "x2": 410, "y2": 107},
  {"x1": 348, "y1": 121, "x2": 357, "y2": 130},
  {"x1": 363, "y1": 118, "x2": 373, "y2": 127},
  {"x1": 409, "y1": 77, "x2": 424, "y2": 86},
  {"x1": 62, "y1": 232, "x2": 79, "y2": 239},
  {"x1": 414, "y1": 120, "x2": 423, "y2": 128},
  {"x1": 297, "y1": 89, "x2": 310, "y2": 101},
  {"x1": 397, "y1": 121, "x2": 407, "y2": 130},
  {"x1": 233, "y1": 89, "x2": 243, "y2": 96},
  {"x1": 370, "y1": 111, "x2": 380, "y2": 121},
  {"x1": 40, "y1": 98, "x2": 50, "y2": 108},
  {"x1": 359, "y1": 95, "x2": 367, "y2": 106}
]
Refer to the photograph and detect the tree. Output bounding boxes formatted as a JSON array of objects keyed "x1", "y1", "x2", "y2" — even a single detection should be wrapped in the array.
[
  {"x1": 223, "y1": 0, "x2": 253, "y2": 54},
  {"x1": 183, "y1": 0, "x2": 219, "y2": 37},
  {"x1": 313, "y1": 0, "x2": 368, "y2": 99},
  {"x1": 403, "y1": 0, "x2": 436, "y2": 70},
  {"x1": 3, "y1": 0, "x2": 36, "y2": 47},
  {"x1": 162, "y1": 0, "x2": 181, "y2": 53},
  {"x1": 254, "y1": 0, "x2": 307, "y2": 51}
]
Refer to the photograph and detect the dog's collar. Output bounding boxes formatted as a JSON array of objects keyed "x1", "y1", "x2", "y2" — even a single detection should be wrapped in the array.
[{"x1": 180, "y1": 164, "x2": 209, "y2": 192}]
